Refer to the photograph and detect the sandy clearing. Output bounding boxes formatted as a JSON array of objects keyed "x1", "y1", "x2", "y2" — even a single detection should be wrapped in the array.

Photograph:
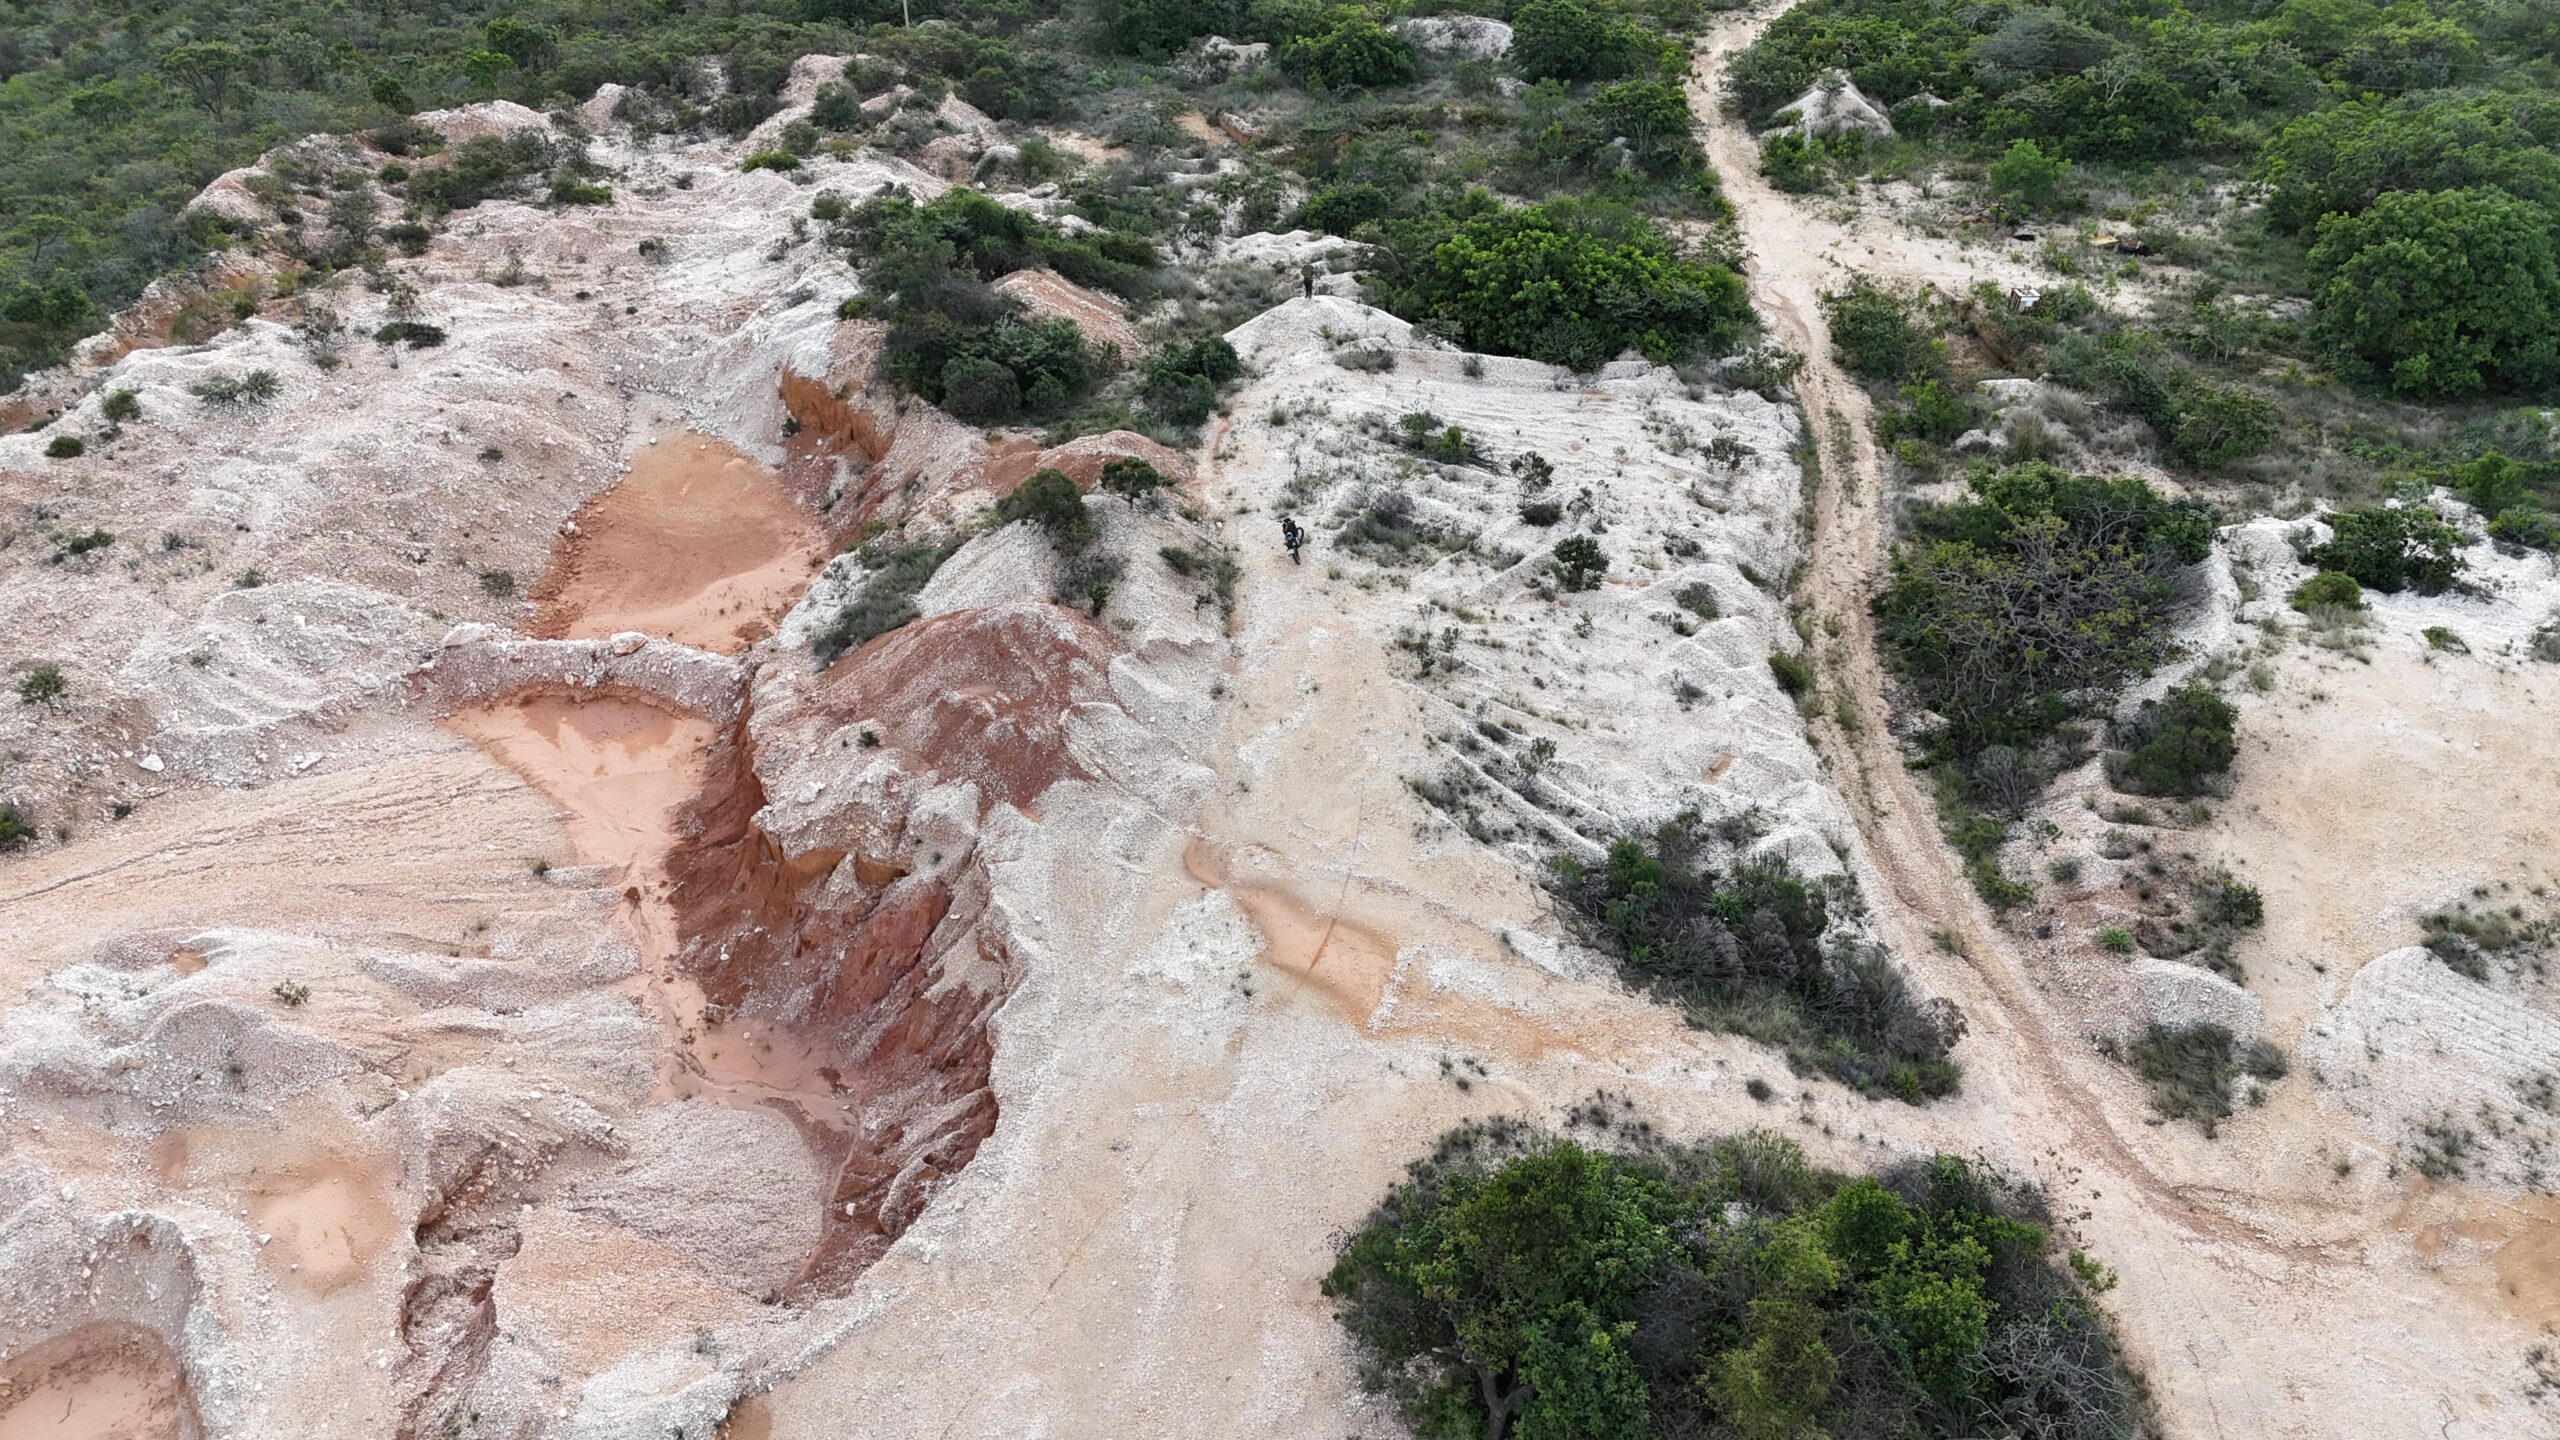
[
  {"x1": 531, "y1": 432, "x2": 828, "y2": 654},
  {"x1": 0, "y1": 1324, "x2": 197, "y2": 1440},
  {"x1": 442, "y1": 693, "x2": 717, "y2": 876}
]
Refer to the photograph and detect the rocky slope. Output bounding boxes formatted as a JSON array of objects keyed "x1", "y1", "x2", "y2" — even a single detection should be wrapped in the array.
[{"x1": 0, "y1": 26, "x2": 2551, "y2": 1440}]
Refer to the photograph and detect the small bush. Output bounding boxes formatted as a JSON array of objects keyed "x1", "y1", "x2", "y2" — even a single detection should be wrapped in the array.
[
  {"x1": 272, "y1": 979, "x2": 312, "y2": 1007},
  {"x1": 994, "y1": 468, "x2": 1096, "y2": 550},
  {"x1": 1673, "y1": 581, "x2": 1719, "y2": 619},
  {"x1": 1550, "y1": 534, "x2": 1606, "y2": 590},
  {"x1": 1769, "y1": 650, "x2": 1815, "y2": 698},
  {"x1": 100, "y1": 389, "x2": 140, "y2": 423},
  {"x1": 740, "y1": 150, "x2": 802, "y2": 172},
  {"x1": 2096, "y1": 925, "x2": 2134, "y2": 954},
  {"x1": 2111, "y1": 684, "x2": 2236, "y2": 797},
  {"x1": 814, "y1": 538, "x2": 962, "y2": 664},
  {"x1": 2128, "y1": 1022, "x2": 2286, "y2": 1134},
  {"x1": 2304, "y1": 506, "x2": 2464, "y2": 595},
  {"x1": 43, "y1": 434, "x2": 84, "y2": 458},
  {"x1": 18, "y1": 664, "x2": 67, "y2": 705},
  {"x1": 941, "y1": 354, "x2": 1022, "y2": 423},
  {"x1": 2289, "y1": 569, "x2": 2363, "y2": 610},
  {"x1": 384, "y1": 221, "x2": 432, "y2": 256},
  {"x1": 1098, "y1": 456, "x2": 1169, "y2": 508},
  {"x1": 548, "y1": 176, "x2": 613, "y2": 205},
  {"x1": 191, "y1": 369, "x2": 284, "y2": 405},
  {"x1": 1518, "y1": 499, "x2": 1564, "y2": 526},
  {"x1": 373, "y1": 321, "x2": 447, "y2": 349},
  {"x1": 478, "y1": 568, "x2": 516, "y2": 597}
]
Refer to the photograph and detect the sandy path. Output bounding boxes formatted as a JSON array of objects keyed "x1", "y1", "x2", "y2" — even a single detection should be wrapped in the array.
[
  {"x1": 530, "y1": 432, "x2": 827, "y2": 654},
  {"x1": 1688, "y1": 7, "x2": 2551, "y2": 1436}
]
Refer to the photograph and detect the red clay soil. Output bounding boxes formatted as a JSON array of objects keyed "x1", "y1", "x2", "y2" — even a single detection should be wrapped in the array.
[
  {"x1": 661, "y1": 605, "x2": 1121, "y2": 1296},
  {"x1": 529, "y1": 432, "x2": 826, "y2": 655},
  {"x1": 0, "y1": 1323, "x2": 200, "y2": 1440}
]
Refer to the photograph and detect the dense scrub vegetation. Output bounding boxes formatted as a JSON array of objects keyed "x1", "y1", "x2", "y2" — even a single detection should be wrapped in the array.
[
  {"x1": 1551, "y1": 810, "x2": 1963, "y2": 1100},
  {"x1": 1876, "y1": 462, "x2": 2218, "y2": 900},
  {"x1": 1326, "y1": 1118, "x2": 2146, "y2": 1440},
  {"x1": 5, "y1": 0, "x2": 1775, "y2": 393},
  {"x1": 1743, "y1": 0, "x2": 2560, "y2": 503}
]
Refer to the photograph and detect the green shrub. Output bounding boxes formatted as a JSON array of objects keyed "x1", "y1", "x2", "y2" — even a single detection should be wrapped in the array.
[
  {"x1": 1098, "y1": 456, "x2": 1169, "y2": 507},
  {"x1": 2489, "y1": 507, "x2": 2560, "y2": 551},
  {"x1": 1140, "y1": 336, "x2": 1242, "y2": 427},
  {"x1": 1508, "y1": 0, "x2": 1645, "y2": 84},
  {"x1": 941, "y1": 353, "x2": 1023, "y2": 423},
  {"x1": 192, "y1": 368, "x2": 285, "y2": 402},
  {"x1": 548, "y1": 176, "x2": 613, "y2": 205},
  {"x1": 384, "y1": 221, "x2": 432, "y2": 257},
  {"x1": 43, "y1": 434, "x2": 83, "y2": 459},
  {"x1": 814, "y1": 538, "x2": 962, "y2": 664},
  {"x1": 740, "y1": 150, "x2": 802, "y2": 172},
  {"x1": 1986, "y1": 140, "x2": 2075, "y2": 217},
  {"x1": 1330, "y1": 1126, "x2": 2137, "y2": 1440},
  {"x1": 407, "y1": 132, "x2": 555, "y2": 213},
  {"x1": 1769, "y1": 649, "x2": 1815, "y2": 697},
  {"x1": 994, "y1": 467, "x2": 1097, "y2": 550},
  {"x1": 1370, "y1": 200, "x2": 1750, "y2": 371},
  {"x1": 1519, "y1": 500, "x2": 1564, "y2": 526},
  {"x1": 1879, "y1": 463, "x2": 2209, "y2": 756},
  {"x1": 372, "y1": 321, "x2": 447, "y2": 349},
  {"x1": 2289, "y1": 569, "x2": 2363, "y2": 610},
  {"x1": 1103, "y1": 0, "x2": 1220, "y2": 60},
  {"x1": 100, "y1": 389, "x2": 140, "y2": 423},
  {"x1": 2304, "y1": 506, "x2": 2465, "y2": 595},
  {"x1": 1282, "y1": 12, "x2": 1416, "y2": 90},
  {"x1": 2112, "y1": 683, "x2": 2236, "y2": 797},
  {"x1": 2096, "y1": 925, "x2": 2134, "y2": 954},
  {"x1": 1673, "y1": 581, "x2": 1719, "y2": 619},
  {"x1": 2127, "y1": 1023, "x2": 2287, "y2": 1134},
  {"x1": 0, "y1": 804, "x2": 32, "y2": 849},
  {"x1": 1551, "y1": 813, "x2": 1961, "y2": 1098},
  {"x1": 1551, "y1": 534, "x2": 1607, "y2": 590},
  {"x1": 1823, "y1": 280, "x2": 1934, "y2": 384},
  {"x1": 18, "y1": 664, "x2": 67, "y2": 705},
  {"x1": 2308, "y1": 186, "x2": 2560, "y2": 400}
]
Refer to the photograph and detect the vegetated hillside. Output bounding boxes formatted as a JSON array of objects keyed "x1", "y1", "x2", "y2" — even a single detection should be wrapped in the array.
[{"x1": 1727, "y1": 0, "x2": 2560, "y2": 511}]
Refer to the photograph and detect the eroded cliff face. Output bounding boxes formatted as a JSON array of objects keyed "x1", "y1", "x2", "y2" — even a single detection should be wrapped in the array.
[{"x1": 0, "y1": 66, "x2": 1211, "y2": 1435}]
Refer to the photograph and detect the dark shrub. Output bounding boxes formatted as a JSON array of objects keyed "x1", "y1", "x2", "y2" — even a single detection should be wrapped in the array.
[
  {"x1": 2112, "y1": 684, "x2": 2236, "y2": 797},
  {"x1": 2304, "y1": 506, "x2": 2464, "y2": 594}
]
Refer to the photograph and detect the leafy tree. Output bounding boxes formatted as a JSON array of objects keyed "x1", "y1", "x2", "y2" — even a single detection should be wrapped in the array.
[
  {"x1": 1328, "y1": 1126, "x2": 2141, "y2": 1440},
  {"x1": 2308, "y1": 186, "x2": 2560, "y2": 399},
  {"x1": 942, "y1": 353, "x2": 1023, "y2": 422},
  {"x1": 1509, "y1": 0, "x2": 1625, "y2": 84},
  {"x1": 1551, "y1": 533, "x2": 1607, "y2": 590},
  {"x1": 158, "y1": 42, "x2": 250, "y2": 112},
  {"x1": 1986, "y1": 139, "x2": 2074, "y2": 217},
  {"x1": 2303, "y1": 504, "x2": 2466, "y2": 594},
  {"x1": 484, "y1": 17, "x2": 558, "y2": 73}
]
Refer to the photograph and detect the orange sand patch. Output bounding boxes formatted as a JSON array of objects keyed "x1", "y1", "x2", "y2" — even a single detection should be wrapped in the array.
[
  {"x1": 0, "y1": 1324, "x2": 197, "y2": 1440},
  {"x1": 247, "y1": 1158, "x2": 402, "y2": 1296},
  {"x1": 443, "y1": 694, "x2": 715, "y2": 875},
  {"x1": 531, "y1": 433, "x2": 825, "y2": 654}
]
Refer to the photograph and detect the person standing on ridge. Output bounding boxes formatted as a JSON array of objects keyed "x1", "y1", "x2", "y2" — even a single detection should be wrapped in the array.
[{"x1": 1280, "y1": 514, "x2": 1303, "y2": 564}]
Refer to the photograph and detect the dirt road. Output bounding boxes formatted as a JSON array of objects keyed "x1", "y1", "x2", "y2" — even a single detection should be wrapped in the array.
[{"x1": 1686, "y1": 8, "x2": 2549, "y2": 1437}]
